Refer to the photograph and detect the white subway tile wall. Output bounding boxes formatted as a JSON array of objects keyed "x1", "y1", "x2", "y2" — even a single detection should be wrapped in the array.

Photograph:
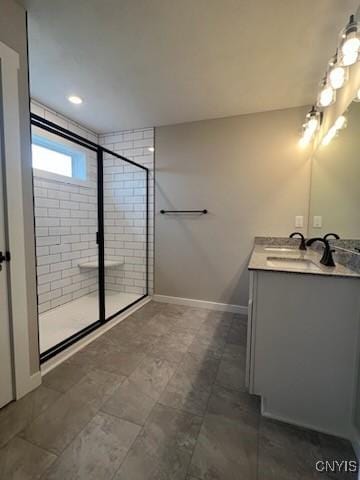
[
  {"x1": 100, "y1": 129, "x2": 154, "y2": 297},
  {"x1": 31, "y1": 101, "x2": 100, "y2": 313},
  {"x1": 31, "y1": 100, "x2": 154, "y2": 315}
]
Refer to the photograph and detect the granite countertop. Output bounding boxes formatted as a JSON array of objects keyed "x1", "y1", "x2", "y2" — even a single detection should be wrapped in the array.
[{"x1": 248, "y1": 242, "x2": 360, "y2": 279}]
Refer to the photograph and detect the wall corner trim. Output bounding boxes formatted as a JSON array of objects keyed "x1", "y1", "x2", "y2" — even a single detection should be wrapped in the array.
[
  {"x1": 18, "y1": 371, "x2": 42, "y2": 399},
  {"x1": 153, "y1": 294, "x2": 248, "y2": 315},
  {"x1": 1, "y1": 41, "x2": 36, "y2": 400}
]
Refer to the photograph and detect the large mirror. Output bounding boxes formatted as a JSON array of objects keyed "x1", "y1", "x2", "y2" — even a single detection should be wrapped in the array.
[{"x1": 308, "y1": 100, "x2": 360, "y2": 241}]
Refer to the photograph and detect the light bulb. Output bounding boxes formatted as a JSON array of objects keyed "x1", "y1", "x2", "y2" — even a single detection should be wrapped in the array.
[
  {"x1": 322, "y1": 126, "x2": 337, "y2": 146},
  {"x1": 341, "y1": 35, "x2": 360, "y2": 57},
  {"x1": 334, "y1": 115, "x2": 347, "y2": 130},
  {"x1": 303, "y1": 129, "x2": 313, "y2": 143},
  {"x1": 339, "y1": 15, "x2": 360, "y2": 66},
  {"x1": 329, "y1": 66, "x2": 347, "y2": 89},
  {"x1": 298, "y1": 136, "x2": 310, "y2": 149},
  {"x1": 341, "y1": 50, "x2": 358, "y2": 66},
  {"x1": 306, "y1": 117, "x2": 318, "y2": 134},
  {"x1": 318, "y1": 86, "x2": 335, "y2": 107},
  {"x1": 298, "y1": 119, "x2": 317, "y2": 148},
  {"x1": 298, "y1": 127, "x2": 313, "y2": 148},
  {"x1": 298, "y1": 106, "x2": 321, "y2": 148}
]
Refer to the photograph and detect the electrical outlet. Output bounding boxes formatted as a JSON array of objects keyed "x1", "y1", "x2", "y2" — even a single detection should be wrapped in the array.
[
  {"x1": 313, "y1": 216, "x2": 322, "y2": 228},
  {"x1": 295, "y1": 216, "x2": 304, "y2": 228}
]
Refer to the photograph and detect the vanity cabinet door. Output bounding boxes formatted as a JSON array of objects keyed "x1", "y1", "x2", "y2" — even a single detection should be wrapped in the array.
[{"x1": 252, "y1": 270, "x2": 359, "y2": 439}]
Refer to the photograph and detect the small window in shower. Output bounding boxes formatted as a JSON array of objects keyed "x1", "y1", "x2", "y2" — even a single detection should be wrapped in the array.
[{"x1": 32, "y1": 134, "x2": 86, "y2": 180}]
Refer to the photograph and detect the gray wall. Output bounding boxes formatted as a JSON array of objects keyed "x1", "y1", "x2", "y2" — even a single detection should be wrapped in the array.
[
  {"x1": 155, "y1": 106, "x2": 311, "y2": 307},
  {"x1": 1, "y1": 0, "x2": 39, "y2": 373}
]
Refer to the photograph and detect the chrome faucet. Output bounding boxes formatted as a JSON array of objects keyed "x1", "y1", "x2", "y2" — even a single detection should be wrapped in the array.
[
  {"x1": 289, "y1": 232, "x2": 307, "y2": 251},
  {"x1": 306, "y1": 237, "x2": 336, "y2": 267}
]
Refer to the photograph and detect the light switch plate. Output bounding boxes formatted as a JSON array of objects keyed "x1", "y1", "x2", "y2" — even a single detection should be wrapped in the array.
[
  {"x1": 313, "y1": 216, "x2": 322, "y2": 228},
  {"x1": 295, "y1": 216, "x2": 304, "y2": 228}
]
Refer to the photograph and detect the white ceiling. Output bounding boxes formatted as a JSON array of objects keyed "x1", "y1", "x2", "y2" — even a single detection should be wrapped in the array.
[{"x1": 26, "y1": 0, "x2": 359, "y2": 133}]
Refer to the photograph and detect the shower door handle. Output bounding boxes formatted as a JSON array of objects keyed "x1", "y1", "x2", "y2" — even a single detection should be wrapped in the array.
[
  {"x1": 0, "y1": 251, "x2": 10, "y2": 263},
  {"x1": 0, "y1": 251, "x2": 10, "y2": 271}
]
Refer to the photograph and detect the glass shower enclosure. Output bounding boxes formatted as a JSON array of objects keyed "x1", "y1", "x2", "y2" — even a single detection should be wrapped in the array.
[{"x1": 31, "y1": 114, "x2": 149, "y2": 362}]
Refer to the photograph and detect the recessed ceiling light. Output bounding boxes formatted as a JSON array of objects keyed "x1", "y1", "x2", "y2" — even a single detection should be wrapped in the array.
[
  {"x1": 148, "y1": 147, "x2": 155, "y2": 152},
  {"x1": 68, "y1": 95, "x2": 83, "y2": 105}
]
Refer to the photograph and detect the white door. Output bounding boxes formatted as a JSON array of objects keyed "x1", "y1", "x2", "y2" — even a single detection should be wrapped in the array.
[{"x1": 0, "y1": 81, "x2": 14, "y2": 409}]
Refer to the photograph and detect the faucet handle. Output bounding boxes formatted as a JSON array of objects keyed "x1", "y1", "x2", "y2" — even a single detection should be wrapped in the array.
[{"x1": 289, "y1": 232, "x2": 307, "y2": 251}]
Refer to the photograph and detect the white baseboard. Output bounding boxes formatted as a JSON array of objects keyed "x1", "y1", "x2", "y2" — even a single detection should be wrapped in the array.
[
  {"x1": 153, "y1": 294, "x2": 247, "y2": 315},
  {"x1": 41, "y1": 296, "x2": 151, "y2": 375},
  {"x1": 29, "y1": 371, "x2": 42, "y2": 390}
]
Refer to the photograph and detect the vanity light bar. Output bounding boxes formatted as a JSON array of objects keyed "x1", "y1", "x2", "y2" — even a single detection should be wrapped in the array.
[{"x1": 299, "y1": 12, "x2": 359, "y2": 146}]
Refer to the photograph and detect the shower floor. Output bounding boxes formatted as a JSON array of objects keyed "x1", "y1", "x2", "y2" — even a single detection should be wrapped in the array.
[{"x1": 39, "y1": 290, "x2": 142, "y2": 353}]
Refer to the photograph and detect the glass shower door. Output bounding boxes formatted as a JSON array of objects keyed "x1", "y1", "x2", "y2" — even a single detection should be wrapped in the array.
[
  {"x1": 32, "y1": 117, "x2": 101, "y2": 360},
  {"x1": 102, "y1": 149, "x2": 148, "y2": 320},
  {"x1": 32, "y1": 114, "x2": 149, "y2": 362}
]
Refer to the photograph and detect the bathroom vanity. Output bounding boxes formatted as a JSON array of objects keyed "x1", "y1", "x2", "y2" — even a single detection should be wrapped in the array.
[{"x1": 247, "y1": 242, "x2": 360, "y2": 439}]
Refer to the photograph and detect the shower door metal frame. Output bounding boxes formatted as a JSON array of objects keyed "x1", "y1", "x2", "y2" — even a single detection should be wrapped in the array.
[{"x1": 31, "y1": 114, "x2": 149, "y2": 363}]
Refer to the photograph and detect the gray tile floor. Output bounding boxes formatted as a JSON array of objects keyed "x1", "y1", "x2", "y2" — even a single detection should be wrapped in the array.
[{"x1": 0, "y1": 301, "x2": 357, "y2": 479}]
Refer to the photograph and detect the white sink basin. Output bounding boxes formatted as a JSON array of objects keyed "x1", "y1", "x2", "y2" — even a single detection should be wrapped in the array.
[
  {"x1": 264, "y1": 247, "x2": 298, "y2": 253},
  {"x1": 266, "y1": 256, "x2": 321, "y2": 272}
]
